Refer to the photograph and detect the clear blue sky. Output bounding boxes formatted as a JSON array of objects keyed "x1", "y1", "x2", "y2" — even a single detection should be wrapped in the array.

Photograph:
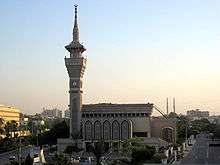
[{"x1": 1, "y1": 0, "x2": 220, "y2": 115}]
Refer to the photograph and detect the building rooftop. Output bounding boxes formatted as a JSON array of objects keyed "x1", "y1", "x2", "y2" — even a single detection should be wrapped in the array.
[
  {"x1": 0, "y1": 104, "x2": 20, "y2": 113},
  {"x1": 82, "y1": 103, "x2": 153, "y2": 113}
]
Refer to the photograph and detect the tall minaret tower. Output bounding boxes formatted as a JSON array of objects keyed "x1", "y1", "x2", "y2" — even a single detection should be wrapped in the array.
[{"x1": 65, "y1": 5, "x2": 86, "y2": 138}]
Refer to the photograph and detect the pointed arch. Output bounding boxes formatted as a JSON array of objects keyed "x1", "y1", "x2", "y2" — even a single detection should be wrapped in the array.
[
  {"x1": 103, "y1": 120, "x2": 111, "y2": 140},
  {"x1": 94, "y1": 120, "x2": 102, "y2": 140},
  {"x1": 121, "y1": 120, "x2": 130, "y2": 140},
  {"x1": 112, "y1": 120, "x2": 120, "y2": 140},
  {"x1": 84, "y1": 120, "x2": 93, "y2": 140}
]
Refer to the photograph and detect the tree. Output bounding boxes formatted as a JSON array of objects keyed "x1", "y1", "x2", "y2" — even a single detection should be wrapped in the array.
[
  {"x1": 213, "y1": 125, "x2": 220, "y2": 138},
  {"x1": 131, "y1": 145, "x2": 155, "y2": 162},
  {"x1": 87, "y1": 142, "x2": 105, "y2": 165},
  {"x1": 53, "y1": 153, "x2": 68, "y2": 165},
  {"x1": 64, "y1": 145, "x2": 82, "y2": 161},
  {"x1": 70, "y1": 131, "x2": 81, "y2": 147},
  {"x1": 176, "y1": 115, "x2": 189, "y2": 143},
  {"x1": 0, "y1": 127, "x2": 4, "y2": 137},
  {"x1": 24, "y1": 154, "x2": 33, "y2": 165},
  {"x1": 0, "y1": 118, "x2": 4, "y2": 136},
  {"x1": 35, "y1": 120, "x2": 69, "y2": 146},
  {"x1": 190, "y1": 118, "x2": 215, "y2": 134},
  {"x1": 168, "y1": 112, "x2": 178, "y2": 118},
  {"x1": 122, "y1": 137, "x2": 144, "y2": 155},
  {"x1": 4, "y1": 120, "x2": 18, "y2": 138}
]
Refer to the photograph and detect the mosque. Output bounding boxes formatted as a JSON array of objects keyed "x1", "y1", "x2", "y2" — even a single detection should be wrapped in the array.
[{"x1": 58, "y1": 5, "x2": 176, "y2": 152}]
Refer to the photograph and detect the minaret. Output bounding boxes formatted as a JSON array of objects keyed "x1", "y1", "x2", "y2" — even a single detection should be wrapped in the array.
[{"x1": 65, "y1": 5, "x2": 86, "y2": 138}]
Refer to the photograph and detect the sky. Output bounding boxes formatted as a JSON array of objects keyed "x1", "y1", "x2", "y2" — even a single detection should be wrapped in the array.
[{"x1": 1, "y1": 0, "x2": 220, "y2": 115}]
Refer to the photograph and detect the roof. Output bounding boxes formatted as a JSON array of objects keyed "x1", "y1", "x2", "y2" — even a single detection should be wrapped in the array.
[
  {"x1": 0, "y1": 104, "x2": 20, "y2": 112},
  {"x1": 82, "y1": 103, "x2": 153, "y2": 113}
]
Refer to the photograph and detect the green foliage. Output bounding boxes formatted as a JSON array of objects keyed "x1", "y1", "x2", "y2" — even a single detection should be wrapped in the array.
[
  {"x1": 87, "y1": 141, "x2": 105, "y2": 165},
  {"x1": 176, "y1": 115, "x2": 189, "y2": 142},
  {"x1": 4, "y1": 120, "x2": 18, "y2": 138},
  {"x1": 122, "y1": 137, "x2": 144, "y2": 154},
  {"x1": 64, "y1": 145, "x2": 82, "y2": 154},
  {"x1": 151, "y1": 153, "x2": 167, "y2": 163},
  {"x1": 190, "y1": 118, "x2": 215, "y2": 134},
  {"x1": 0, "y1": 137, "x2": 16, "y2": 153},
  {"x1": 131, "y1": 145, "x2": 155, "y2": 162},
  {"x1": 176, "y1": 116, "x2": 219, "y2": 143},
  {"x1": 168, "y1": 112, "x2": 178, "y2": 118},
  {"x1": 53, "y1": 153, "x2": 68, "y2": 165},
  {"x1": 36, "y1": 120, "x2": 69, "y2": 146},
  {"x1": 213, "y1": 125, "x2": 220, "y2": 138}
]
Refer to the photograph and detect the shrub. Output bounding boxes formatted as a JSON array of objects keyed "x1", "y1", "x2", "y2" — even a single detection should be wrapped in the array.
[{"x1": 131, "y1": 145, "x2": 155, "y2": 162}]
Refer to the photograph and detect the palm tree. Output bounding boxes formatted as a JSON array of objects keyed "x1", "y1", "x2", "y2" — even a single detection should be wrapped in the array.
[
  {"x1": 0, "y1": 118, "x2": 4, "y2": 126},
  {"x1": 71, "y1": 131, "x2": 81, "y2": 146},
  {"x1": 0, "y1": 128, "x2": 4, "y2": 140},
  {"x1": 87, "y1": 141, "x2": 105, "y2": 165},
  {"x1": 4, "y1": 120, "x2": 18, "y2": 138},
  {"x1": 5, "y1": 121, "x2": 12, "y2": 138}
]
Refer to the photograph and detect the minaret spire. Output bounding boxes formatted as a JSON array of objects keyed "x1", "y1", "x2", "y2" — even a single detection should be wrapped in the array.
[
  {"x1": 73, "y1": 4, "x2": 79, "y2": 43},
  {"x1": 65, "y1": 4, "x2": 86, "y2": 55}
]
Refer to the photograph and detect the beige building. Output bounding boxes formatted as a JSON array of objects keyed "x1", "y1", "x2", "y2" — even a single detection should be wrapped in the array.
[
  {"x1": 187, "y1": 109, "x2": 209, "y2": 120},
  {"x1": 82, "y1": 103, "x2": 152, "y2": 142},
  {"x1": 0, "y1": 104, "x2": 20, "y2": 123},
  {"x1": 58, "y1": 103, "x2": 176, "y2": 152},
  {"x1": 41, "y1": 108, "x2": 62, "y2": 118}
]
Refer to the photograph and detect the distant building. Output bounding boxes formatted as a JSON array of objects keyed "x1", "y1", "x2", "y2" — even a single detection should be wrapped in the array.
[
  {"x1": 0, "y1": 104, "x2": 20, "y2": 123},
  {"x1": 41, "y1": 108, "x2": 62, "y2": 118},
  {"x1": 187, "y1": 109, "x2": 209, "y2": 120},
  {"x1": 19, "y1": 113, "x2": 29, "y2": 126},
  {"x1": 64, "y1": 109, "x2": 70, "y2": 118}
]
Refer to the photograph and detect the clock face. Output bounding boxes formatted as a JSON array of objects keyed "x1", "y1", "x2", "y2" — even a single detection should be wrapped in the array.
[
  {"x1": 72, "y1": 81, "x2": 77, "y2": 87},
  {"x1": 70, "y1": 80, "x2": 82, "y2": 88}
]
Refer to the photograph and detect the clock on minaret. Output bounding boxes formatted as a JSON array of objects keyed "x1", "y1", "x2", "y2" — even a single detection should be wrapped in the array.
[{"x1": 65, "y1": 5, "x2": 86, "y2": 138}]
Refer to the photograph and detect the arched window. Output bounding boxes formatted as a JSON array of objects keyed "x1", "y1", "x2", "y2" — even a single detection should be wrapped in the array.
[
  {"x1": 162, "y1": 127, "x2": 174, "y2": 143},
  {"x1": 84, "y1": 121, "x2": 93, "y2": 140},
  {"x1": 112, "y1": 120, "x2": 120, "y2": 140},
  {"x1": 94, "y1": 120, "x2": 102, "y2": 140},
  {"x1": 103, "y1": 120, "x2": 111, "y2": 140},
  {"x1": 121, "y1": 120, "x2": 130, "y2": 140}
]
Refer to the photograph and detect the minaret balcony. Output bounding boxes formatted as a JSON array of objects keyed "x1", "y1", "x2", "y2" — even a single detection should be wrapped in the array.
[{"x1": 65, "y1": 57, "x2": 86, "y2": 67}]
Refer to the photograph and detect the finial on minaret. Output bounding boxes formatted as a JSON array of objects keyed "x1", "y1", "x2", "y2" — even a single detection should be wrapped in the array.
[
  {"x1": 74, "y1": 4, "x2": 78, "y2": 21},
  {"x1": 73, "y1": 4, "x2": 79, "y2": 43}
]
